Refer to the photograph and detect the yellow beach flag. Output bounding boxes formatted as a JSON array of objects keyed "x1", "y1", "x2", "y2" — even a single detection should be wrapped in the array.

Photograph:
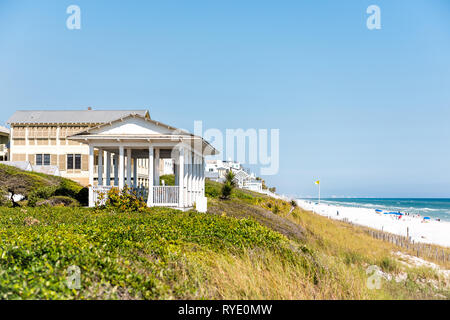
[{"x1": 315, "y1": 180, "x2": 321, "y2": 204}]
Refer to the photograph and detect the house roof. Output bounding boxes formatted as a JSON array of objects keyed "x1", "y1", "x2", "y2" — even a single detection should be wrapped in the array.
[
  {"x1": 7, "y1": 110, "x2": 150, "y2": 125},
  {"x1": 68, "y1": 113, "x2": 220, "y2": 156},
  {"x1": 0, "y1": 126, "x2": 9, "y2": 135},
  {"x1": 32, "y1": 165, "x2": 61, "y2": 176},
  {"x1": 0, "y1": 161, "x2": 32, "y2": 171}
]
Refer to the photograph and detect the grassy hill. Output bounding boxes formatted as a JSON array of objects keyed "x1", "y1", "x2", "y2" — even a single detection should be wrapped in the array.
[
  {"x1": 0, "y1": 164, "x2": 88, "y2": 207},
  {"x1": 0, "y1": 167, "x2": 448, "y2": 299}
]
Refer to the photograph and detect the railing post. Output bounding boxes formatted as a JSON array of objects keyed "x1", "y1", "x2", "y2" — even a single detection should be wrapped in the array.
[
  {"x1": 147, "y1": 146, "x2": 154, "y2": 207},
  {"x1": 88, "y1": 145, "x2": 94, "y2": 207},
  {"x1": 178, "y1": 148, "x2": 184, "y2": 208}
]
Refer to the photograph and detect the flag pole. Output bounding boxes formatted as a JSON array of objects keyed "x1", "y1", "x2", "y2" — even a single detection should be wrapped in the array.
[{"x1": 318, "y1": 182, "x2": 320, "y2": 204}]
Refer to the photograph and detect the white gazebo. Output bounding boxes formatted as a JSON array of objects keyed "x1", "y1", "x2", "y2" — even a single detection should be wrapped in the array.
[{"x1": 68, "y1": 113, "x2": 218, "y2": 212}]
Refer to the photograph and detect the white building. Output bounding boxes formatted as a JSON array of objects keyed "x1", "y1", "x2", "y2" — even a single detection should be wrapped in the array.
[
  {"x1": 7, "y1": 109, "x2": 218, "y2": 211},
  {"x1": 205, "y1": 159, "x2": 263, "y2": 193},
  {"x1": 67, "y1": 113, "x2": 218, "y2": 211}
]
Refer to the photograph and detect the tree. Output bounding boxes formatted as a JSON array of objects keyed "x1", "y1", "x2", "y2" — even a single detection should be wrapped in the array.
[{"x1": 221, "y1": 170, "x2": 236, "y2": 199}]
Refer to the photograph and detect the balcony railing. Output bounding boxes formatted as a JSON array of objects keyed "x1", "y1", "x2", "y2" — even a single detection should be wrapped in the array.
[
  {"x1": 91, "y1": 185, "x2": 180, "y2": 207},
  {"x1": 153, "y1": 186, "x2": 179, "y2": 206}
]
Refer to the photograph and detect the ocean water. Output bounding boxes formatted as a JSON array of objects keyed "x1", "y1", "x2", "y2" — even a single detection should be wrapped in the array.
[{"x1": 306, "y1": 198, "x2": 450, "y2": 222}]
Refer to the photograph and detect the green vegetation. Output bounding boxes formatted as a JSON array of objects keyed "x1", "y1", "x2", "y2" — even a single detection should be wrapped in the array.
[
  {"x1": 159, "y1": 174, "x2": 175, "y2": 186},
  {"x1": 0, "y1": 165, "x2": 448, "y2": 299},
  {"x1": 0, "y1": 164, "x2": 87, "y2": 207},
  {"x1": 0, "y1": 207, "x2": 302, "y2": 299},
  {"x1": 220, "y1": 170, "x2": 236, "y2": 199}
]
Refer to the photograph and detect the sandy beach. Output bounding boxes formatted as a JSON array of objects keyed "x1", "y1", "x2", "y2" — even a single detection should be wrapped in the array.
[{"x1": 296, "y1": 200, "x2": 450, "y2": 247}]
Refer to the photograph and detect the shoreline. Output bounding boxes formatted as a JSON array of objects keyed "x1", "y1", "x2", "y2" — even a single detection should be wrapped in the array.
[{"x1": 296, "y1": 200, "x2": 450, "y2": 248}]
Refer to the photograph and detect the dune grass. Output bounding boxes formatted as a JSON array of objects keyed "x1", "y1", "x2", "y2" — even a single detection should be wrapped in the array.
[{"x1": 0, "y1": 177, "x2": 448, "y2": 299}]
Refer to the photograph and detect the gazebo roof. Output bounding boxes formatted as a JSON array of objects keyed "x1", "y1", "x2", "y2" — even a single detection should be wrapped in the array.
[{"x1": 68, "y1": 113, "x2": 219, "y2": 156}]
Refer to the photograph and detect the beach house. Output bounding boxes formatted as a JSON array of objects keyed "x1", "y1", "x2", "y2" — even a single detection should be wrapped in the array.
[{"x1": 7, "y1": 109, "x2": 218, "y2": 211}]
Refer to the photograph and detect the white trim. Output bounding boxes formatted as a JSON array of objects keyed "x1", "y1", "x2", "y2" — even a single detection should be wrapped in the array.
[
  {"x1": 119, "y1": 146, "x2": 124, "y2": 189},
  {"x1": 147, "y1": 146, "x2": 154, "y2": 206},
  {"x1": 178, "y1": 147, "x2": 184, "y2": 208}
]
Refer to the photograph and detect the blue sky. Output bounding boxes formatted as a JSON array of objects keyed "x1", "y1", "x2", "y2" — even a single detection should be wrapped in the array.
[{"x1": 0, "y1": 0, "x2": 449, "y2": 198}]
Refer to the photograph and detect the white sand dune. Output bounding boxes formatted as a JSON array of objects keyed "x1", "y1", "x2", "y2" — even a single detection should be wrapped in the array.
[{"x1": 296, "y1": 200, "x2": 450, "y2": 247}]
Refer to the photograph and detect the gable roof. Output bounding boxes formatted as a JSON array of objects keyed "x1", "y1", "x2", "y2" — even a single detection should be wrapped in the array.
[
  {"x1": 7, "y1": 110, "x2": 150, "y2": 125},
  {"x1": 73, "y1": 113, "x2": 183, "y2": 135},
  {"x1": 68, "y1": 113, "x2": 220, "y2": 155}
]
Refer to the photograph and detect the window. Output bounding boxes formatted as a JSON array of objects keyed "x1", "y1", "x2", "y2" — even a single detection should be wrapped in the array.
[
  {"x1": 75, "y1": 154, "x2": 81, "y2": 170},
  {"x1": 44, "y1": 154, "x2": 50, "y2": 165},
  {"x1": 67, "y1": 154, "x2": 81, "y2": 170},
  {"x1": 36, "y1": 154, "x2": 50, "y2": 166},
  {"x1": 67, "y1": 154, "x2": 73, "y2": 170},
  {"x1": 36, "y1": 154, "x2": 42, "y2": 165}
]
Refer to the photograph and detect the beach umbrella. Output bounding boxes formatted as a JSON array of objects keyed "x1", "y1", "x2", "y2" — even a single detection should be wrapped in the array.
[
  {"x1": 424, "y1": 217, "x2": 431, "y2": 220},
  {"x1": 375, "y1": 209, "x2": 382, "y2": 213}
]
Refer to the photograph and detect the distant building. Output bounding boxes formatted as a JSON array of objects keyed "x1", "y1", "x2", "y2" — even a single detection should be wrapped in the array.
[{"x1": 204, "y1": 159, "x2": 263, "y2": 193}]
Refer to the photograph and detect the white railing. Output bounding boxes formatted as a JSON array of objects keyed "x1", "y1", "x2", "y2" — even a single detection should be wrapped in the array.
[
  {"x1": 92, "y1": 185, "x2": 113, "y2": 206},
  {"x1": 153, "y1": 186, "x2": 179, "y2": 206},
  {"x1": 91, "y1": 185, "x2": 180, "y2": 208}
]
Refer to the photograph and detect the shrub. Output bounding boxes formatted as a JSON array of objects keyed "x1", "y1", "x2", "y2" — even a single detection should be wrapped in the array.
[
  {"x1": 103, "y1": 186, "x2": 148, "y2": 212},
  {"x1": 221, "y1": 181, "x2": 233, "y2": 199},
  {"x1": 36, "y1": 196, "x2": 80, "y2": 207},
  {"x1": 160, "y1": 174, "x2": 175, "y2": 186},
  {"x1": 0, "y1": 187, "x2": 11, "y2": 207},
  {"x1": 220, "y1": 171, "x2": 236, "y2": 200},
  {"x1": 205, "y1": 180, "x2": 220, "y2": 198},
  {"x1": 272, "y1": 205, "x2": 280, "y2": 214},
  {"x1": 75, "y1": 187, "x2": 89, "y2": 206},
  {"x1": 28, "y1": 186, "x2": 57, "y2": 207}
]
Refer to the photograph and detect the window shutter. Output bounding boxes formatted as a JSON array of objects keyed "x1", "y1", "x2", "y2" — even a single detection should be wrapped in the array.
[
  {"x1": 59, "y1": 155, "x2": 66, "y2": 170},
  {"x1": 51, "y1": 154, "x2": 57, "y2": 166},
  {"x1": 28, "y1": 154, "x2": 35, "y2": 165},
  {"x1": 82, "y1": 154, "x2": 88, "y2": 171}
]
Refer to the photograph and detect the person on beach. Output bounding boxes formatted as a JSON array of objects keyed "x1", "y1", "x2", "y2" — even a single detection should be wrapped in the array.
[{"x1": 337, "y1": 211, "x2": 339, "y2": 216}]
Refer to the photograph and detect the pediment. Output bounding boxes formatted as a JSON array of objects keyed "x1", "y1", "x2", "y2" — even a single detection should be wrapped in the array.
[{"x1": 86, "y1": 116, "x2": 178, "y2": 136}]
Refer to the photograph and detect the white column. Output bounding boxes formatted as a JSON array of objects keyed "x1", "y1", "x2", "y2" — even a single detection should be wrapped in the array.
[
  {"x1": 133, "y1": 157, "x2": 138, "y2": 188},
  {"x1": 88, "y1": 145, "x2": 94, "y2": 207},
  {"x1": 105, "y1": 151, "x2": 111, "y2": 186},
  {"x1": 193, "y1": 154, "x2": 198, "y2": 204},
  {"x1": 154, "y1": 148, "x2": 160, "y2": 186},
  {"x1": 127, "y1": 148, "x2": 132, "y2": 187},
  {"x1": 189, "y1": 151, "x2": 194, "y2": 206},
  {"x1": 114, "y1": 153, "x2": 119, "y2": 186},
  {"x1": 185, "y1": 151, "x2": 190, "y2": 206},
  {"x1": 147, "y1": 146, "x2": 154, "y2": 207},
  {"x1": 97, "y1": 148, "x2": 103, "y2": 186},
  {"x1": 201, "y1": 157, "x2": 205, "y2": 196},
  {"x1": 119, "y1": 146, "x2": 124, "y2": 189},
  {"x1": 178, "y1": 148, "x2": 184, "y2": 208}
]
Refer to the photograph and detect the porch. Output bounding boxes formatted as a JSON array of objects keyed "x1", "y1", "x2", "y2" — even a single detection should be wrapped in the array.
[
  {"x1": 88, "y1": 145, "x2": 206, "y2": 210},
  {"x1": 67, "y1": 114, "x2": 217, "y2": 212}
]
